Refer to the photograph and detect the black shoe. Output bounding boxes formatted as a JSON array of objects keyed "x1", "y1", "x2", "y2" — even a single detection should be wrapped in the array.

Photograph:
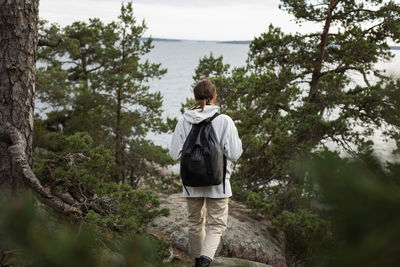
[
  {"x1": 194, "y1": 257, "x2": 200, "y2": 267},
  {"x1": 195, "y1": 255, "x2": 212, "y2": 267}
]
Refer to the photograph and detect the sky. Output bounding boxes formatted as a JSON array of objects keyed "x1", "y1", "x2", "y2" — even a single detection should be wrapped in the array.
[{"x1": 39, "y1": 0, "x2": 323, "y2": 41}]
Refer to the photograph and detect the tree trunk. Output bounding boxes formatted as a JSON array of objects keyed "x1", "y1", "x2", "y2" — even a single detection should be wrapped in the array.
[
  {"x1": 115, "y1": 85, "x2": 124, "y2": 183},
  {"x1": 114, "y1": 34, "x2": 126, "y2": 184},
  {"x1": 0, "y1": 0, "x2": 39, "y2": 196}
]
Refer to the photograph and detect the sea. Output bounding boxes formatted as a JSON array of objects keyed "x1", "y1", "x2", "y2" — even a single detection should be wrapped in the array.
[
  {"x1": 144, "y1": 40, "x2": 400, "y2": 161},
  {"x1": 35, "y1": 40, "x2": 400, "y2": 161}
]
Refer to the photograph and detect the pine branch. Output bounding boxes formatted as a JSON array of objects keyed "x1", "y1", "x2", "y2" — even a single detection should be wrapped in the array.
[{"x1": 0, "y1": 124, "x2": 113, "y2": 220}]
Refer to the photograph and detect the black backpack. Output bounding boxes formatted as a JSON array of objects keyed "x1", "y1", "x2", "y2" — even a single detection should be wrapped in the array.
[{"x1": 180, "y1": 113, "x2": 227, "y2": 195}]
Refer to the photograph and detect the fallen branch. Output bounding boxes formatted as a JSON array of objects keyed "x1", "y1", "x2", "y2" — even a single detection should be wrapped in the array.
[{"x1": 0, "y1": 123, "x2": 111, "y2": 220}]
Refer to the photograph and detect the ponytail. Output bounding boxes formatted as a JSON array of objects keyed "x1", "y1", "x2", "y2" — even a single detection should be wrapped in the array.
[{"x1": 190, "y1": 79, "x2": 216, "y2": 112}]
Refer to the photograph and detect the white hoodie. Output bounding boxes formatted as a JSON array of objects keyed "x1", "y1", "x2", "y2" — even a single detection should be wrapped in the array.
[{"x1": 169, "y1": 105, "x2": 242, "y2": 198}]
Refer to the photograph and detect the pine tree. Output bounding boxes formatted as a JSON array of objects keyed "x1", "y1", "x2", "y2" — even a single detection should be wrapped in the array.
[{"x1": 37, "y1": 2, "x2": 172, "y2": 183}]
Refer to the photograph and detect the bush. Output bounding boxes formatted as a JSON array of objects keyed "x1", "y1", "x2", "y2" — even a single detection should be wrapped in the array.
[
  {"x1": 33, "y1": 131, "x2": 169, "y2": 236},
  {"x1": 0, "y1": 193, "x2": 177, "y2": 267},
  {"x1": 308, "y1": 151, "x2": 400, "y2": 267}
]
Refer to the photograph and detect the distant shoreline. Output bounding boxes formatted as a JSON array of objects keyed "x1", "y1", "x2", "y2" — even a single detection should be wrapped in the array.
[
  {"x1": 141, "y1": 37, "x2": 251, "y2": 44},
  {"x1": 143, "y1": 37, "x2": 400, "y2": 50}
]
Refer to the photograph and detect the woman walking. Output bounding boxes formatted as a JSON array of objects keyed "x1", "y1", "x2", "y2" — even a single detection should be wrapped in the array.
[{"x1": 169, "y1": 79, "x2": 242, "y2": 267}]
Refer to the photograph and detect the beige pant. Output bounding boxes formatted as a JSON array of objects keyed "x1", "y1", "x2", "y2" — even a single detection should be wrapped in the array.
[{"x1": 186, "y1": 197, "x2": 229, "y2": 260}]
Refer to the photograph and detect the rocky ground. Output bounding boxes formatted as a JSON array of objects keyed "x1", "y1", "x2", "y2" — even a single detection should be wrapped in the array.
[{"x1": 148, "y1": 193, "x2": 286, "y2": 267}]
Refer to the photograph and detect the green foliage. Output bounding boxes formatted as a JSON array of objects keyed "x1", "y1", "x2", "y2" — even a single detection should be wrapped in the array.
[
  {"x1": 33, "y1": 131, "x2": 168, "y2": 236},
  {"x1": 34, "y1": 131, "x2": 113, "y2": 188},
  {"x1": 0, "y1": 193, "x2": 179, "y2": 267},
  {"x1": 0, "y1": 193, "x2": 99, "y2": 267},
  {"x1": 307, "y1": 150, "x2": 400, "y2": 267},
  {"x1": 272, "y1": 209, "x2": 332, "y2": 265},
  {"x1": 125, "y1": 138, "x2": 175, "y2": 188}
]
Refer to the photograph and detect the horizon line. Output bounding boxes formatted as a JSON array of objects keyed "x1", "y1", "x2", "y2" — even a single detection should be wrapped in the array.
[
  {"x1": 142, "y1": 37, "x2": 251, "y2": 44},
  {"x1": 143, "y1": 37, "x2": 400, "y2": 49}
]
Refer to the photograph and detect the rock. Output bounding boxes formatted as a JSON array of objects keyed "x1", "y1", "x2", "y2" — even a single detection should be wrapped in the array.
[
  {"x1": 213, "y1": 256, "x2": 274, "y2": 266},
  {"x1": 149, "y1": 193, "x2": 286, "y2": 267}
]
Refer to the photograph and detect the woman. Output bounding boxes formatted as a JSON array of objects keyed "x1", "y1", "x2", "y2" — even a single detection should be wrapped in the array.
[{"x1": 169, "y1": 79, "x2": 242, "y2": 267}]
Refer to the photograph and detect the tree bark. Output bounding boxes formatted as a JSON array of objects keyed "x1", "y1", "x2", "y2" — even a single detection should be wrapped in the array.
[
  {"x1": 308, "y1": 0, "x2": 339, "y2": 103},
  {"x1": 0, "y1": 0, "x2": 39, "y2": 196},
  {"x1": 115, "y1": 85, "x2": 124, "y2": 183}
]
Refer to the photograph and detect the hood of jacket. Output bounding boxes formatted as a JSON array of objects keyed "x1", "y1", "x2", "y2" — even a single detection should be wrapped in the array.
[{"x1": 183, "y1": 105, "x2": 220, "y2": 124}]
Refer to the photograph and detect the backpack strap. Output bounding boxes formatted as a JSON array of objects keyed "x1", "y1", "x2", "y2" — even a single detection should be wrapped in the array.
[
  {"x1": 183, "y1": 185, "x2": 190, "y2": 195},
  {"x1": 199, "y1": 112, "x2": 220, "y2": 125},
  {"x1": 210, "y1": 112, "x2": 220, "y2": 121},
  {"x1": 223, "y1": 155, "x2": 227, "y2": 194}
]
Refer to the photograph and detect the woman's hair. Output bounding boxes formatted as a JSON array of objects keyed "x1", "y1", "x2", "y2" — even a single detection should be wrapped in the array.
[{"x1": 190, "y1": 79, "x2": 216, "y2": 111}]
